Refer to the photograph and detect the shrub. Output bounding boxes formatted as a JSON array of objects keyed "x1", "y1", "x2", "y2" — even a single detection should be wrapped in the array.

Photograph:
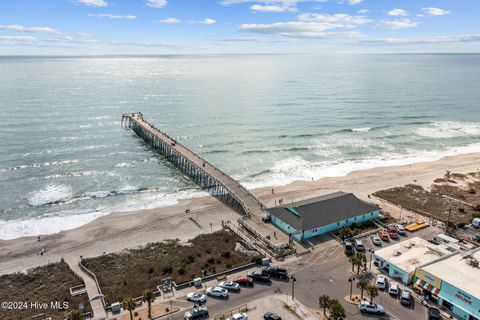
[
  {"x1": 475, "y1": 205, "x2": 480, "y2": 212},
  {"x1": 457, "y1": 222, "x2": 466, "y2": 228},
  {"x1": 162, "y1": 264, "x2": 173, "y2": 274},
  {"x1": 147, "y1": 267, "x2": 154, "y2": 274},
  {"x1": 186, "y1": 255, "x2": 195, "y2": 264},
  {"x1": 221, "y1": 252, "x2": 231, "y2": 259},
  {"x1": 207, "y1": 257, "x2": 215, "y2": 264},
  {"x1": 178, "y1": 267, "x2": 186, "y2": 275},
  {"x1": 458, "y1": 208, "x2": 465, "y2": 213}
]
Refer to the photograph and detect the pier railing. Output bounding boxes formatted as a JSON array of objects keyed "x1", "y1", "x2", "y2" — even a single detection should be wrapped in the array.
[{"x1": 122, "y1": 112, "x2": 266, "y2": 222}]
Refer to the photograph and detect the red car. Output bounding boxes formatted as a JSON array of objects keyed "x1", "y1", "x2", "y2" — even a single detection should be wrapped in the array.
[
  {"x1": 387, "y1": 226, "x2": 399, "y2": 239},
  {"x1": 234, "y1": 275, "x2": 254, "y2": 286}
]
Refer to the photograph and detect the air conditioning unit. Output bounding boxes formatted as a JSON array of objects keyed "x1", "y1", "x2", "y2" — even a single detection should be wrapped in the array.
[{"x1": 466, "y1": 258, "x2": 479, "y2": 267}]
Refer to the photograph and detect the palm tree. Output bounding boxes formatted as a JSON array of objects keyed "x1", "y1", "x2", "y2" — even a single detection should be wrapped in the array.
[
  {"x1": 318, "y1": 294, "x2": 330, "y2": 316},
  {"x1": 355, "y1": 253, "x2": 365, "y2": 274},
  {"x1": 328, "y1": 299, "x2": 346, "y2": 320},
  {"x1": 339, "y1": 228, "x2": 349, "y2": 241},
  {"x1": 349, "y1": 256, "x2": 359, "y2": 272},
  {"x1": 367, "y1": 284, "x2": 379, "y2": 304},
  {"x1": 123, "y1": 297, "x2": 136, "y2": 320},
  {"x1": 67, "y1": 310, "x2": 84, "y2": 320},
  {"x1": 143, "y1": 290, "x2": 156, "y2": 319},
  {"x1": 356, "y1": 279, "x2": 369, "y2": 298}
]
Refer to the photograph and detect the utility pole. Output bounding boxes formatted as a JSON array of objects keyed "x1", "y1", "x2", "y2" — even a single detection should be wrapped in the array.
[
  {"x1": 445, "y1": 207, "x2": 452, "y2": 234},
  {"x1": 291, "y1": 275, "x2": 296, "y2": 300}
]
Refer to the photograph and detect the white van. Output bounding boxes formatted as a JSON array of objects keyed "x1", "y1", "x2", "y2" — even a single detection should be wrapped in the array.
[{"x1": 473, "y1": 218, "x2": 480, "y2": 229}]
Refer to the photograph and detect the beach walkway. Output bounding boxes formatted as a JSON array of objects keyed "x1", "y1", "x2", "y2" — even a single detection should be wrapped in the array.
[{"x1": 66, "y1": 258, "x2": 107, "y2": 320}]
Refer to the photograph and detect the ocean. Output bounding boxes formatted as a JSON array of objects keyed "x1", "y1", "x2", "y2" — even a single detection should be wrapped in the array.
[{"x1": 1, "y1": 54, "x2": 480, "y2": 240}]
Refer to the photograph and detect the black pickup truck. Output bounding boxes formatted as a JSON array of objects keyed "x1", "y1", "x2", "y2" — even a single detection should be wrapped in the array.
[
  {"x1": 247, "y1": 271, "x2": 271, "y2": 283},
  {"x1": 262, "y1": 266, "x2": 288, "y2": 279}
]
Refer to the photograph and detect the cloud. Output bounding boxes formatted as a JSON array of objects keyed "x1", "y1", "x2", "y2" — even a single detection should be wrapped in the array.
[
  {"x1": 0, "y1": 36, "x2": 37, "y2": 44},
  {"x1": 210, "y1": 37, "x2": 292, "y2": 44},
  {"x1": 239, "y1": 21, "x2": 362, "y2": 39},
  {"x1": 388, "y1": 8, "x2": 408, "y2": 17},
  {"x1": 146, "y1": 0, "x2": 167, "y2": 8},
  {"x1": 422, "y1": 7, "x2": 451, "y2": 16},
  {"x1": 357, "y1": 9, "x2": 369, "y2": 14},
  {"x1": 76, "y1": 32, "x2": 94, "y2": 37},
  {"x1": 88, "y1": 13, "x2": 137, "y2": 20},
  {"x1": 377, "y1": 19, "x2": 418, "y2": 29},
  {"x1": 297, "y1": 13, "x2": 371, "y2": 27},
  {"x1": 361, "y1": 34, "x2": 480, "y2": 45},
  {"x1": 160, "y1": 17, "x2": 181, "y2": 24},
  {"x1": 347, "y1": 0, "x2": 363, "y2": 5},
  {"x1": 250, "y1": 4, "x2": 297, "y2": 12},
  {"x1": 76, "y1": 0, "x2": 108, "y2": 7},
  {"x1": 222, "y1": 0, "x2": 321, "y2": 4},
  {"x1": 0, "y1": 24, "x2": 61, "y2": 34},
  {"x1": 199, "y1": 18, "x2": 216, "y2": 25}
]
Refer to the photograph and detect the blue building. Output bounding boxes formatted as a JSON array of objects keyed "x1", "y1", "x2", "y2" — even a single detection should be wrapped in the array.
[
  {"x1": 268, "y1": 192, "x2": 380, "y2": 240},
  {"x1": 416, "y1": 248, "x2": 480, "y2": 320}
]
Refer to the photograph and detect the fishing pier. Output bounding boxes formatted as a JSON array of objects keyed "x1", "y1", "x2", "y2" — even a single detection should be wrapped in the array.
[{"x1": 122, "y1": 112, "x2": 291, "y2": 255}]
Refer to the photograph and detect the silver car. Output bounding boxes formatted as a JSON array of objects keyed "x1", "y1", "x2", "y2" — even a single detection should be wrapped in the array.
[
  {"x1": 186, "y1": 292, "x2": 206, "y2": 303},
  {"x1": 218, "y1": 280, "x2": 240, "y2": 292}
]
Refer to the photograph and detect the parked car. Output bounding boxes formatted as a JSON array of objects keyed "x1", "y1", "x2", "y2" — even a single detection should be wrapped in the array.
[
  {"x1": 262, "y1": 266, "x2": 288, "y2": 279},
  {"x1": 378, "y1": 230, "x2": 389, "y2": 241},
  {"x1": 264, "y1": 312, "x2": 282, "y2": 320},
  {"x1": 400, "y1": 289, "x2": 412, "y2": 306},
  {"x1": 233, "y1": 275, "x2": 254, "y2": 287},
  {"x1": 358, "y1": 301, "x2": 385, "y2": 315},
  {"x1": 354, "y1": 239, "x2": 365, "y2": 251},
  {"x1": 186, "y1": 292, "x2": 206, "y2": 303},
  {"x1": 344, "y1": 239, "x2": 355, "y2": 255},
  {"x1": 375, "y1": 275, "x2": 387, "y2": 289},
  {"x1": 371, "y1": 235, "x2": 382, "y2": 246},
  {"x1": 388, "y1": 282, "x2": 399, "y2": 296},
  {"x1": 227, "y1": 313, "x2": 248, "y2": 320},
  {"x1": 247, "y1": 271, "x2": 271, "y2": 283},
  {"x1": 218, "y1": 280, "x2": 240, "y2": 292},
  {"x1": 206, "y1": 286, "x2": 228, "y2": 298},
  {"x1": 395, "y1": 224, "x2": 406, "y2": 235},
  {"x1": 473, "y1": 234, "x2": 480, "y2": 242},
  {"x1": 184, "y1": 306, "x2": 209, "y2": 320},
  {"x1": 387, "y1": 226, "x2": 400, "y2": 239},
  {"x1": 427, "y1": 307, "x2": 442, "y2": 320}
]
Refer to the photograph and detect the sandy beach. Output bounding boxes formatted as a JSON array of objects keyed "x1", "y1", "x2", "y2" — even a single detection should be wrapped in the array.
[{"x1": 1, "y1": 152, "x2": 480, "y2": 276}]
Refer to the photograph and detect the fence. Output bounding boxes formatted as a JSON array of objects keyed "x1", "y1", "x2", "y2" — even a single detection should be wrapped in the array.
[{"x1": 213, "y1": 304, "x2": 249, "y2": 320}]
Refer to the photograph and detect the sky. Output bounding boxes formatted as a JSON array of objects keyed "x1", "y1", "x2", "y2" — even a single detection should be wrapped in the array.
[{"x1": 0, "y1": 0, "x2": 479, "y2": 55}]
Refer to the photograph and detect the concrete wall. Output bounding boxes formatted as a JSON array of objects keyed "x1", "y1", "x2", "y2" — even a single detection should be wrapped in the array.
[
  {"x1": 270, "y1": 214, "x2": 300, "y2": 240},
  {"x1": 373, "y1": 254, "x2": 410, "y2": 284},
  {"x1": 437, "y1": 281, "x2": 480, "y2": 320},
  {"x1": 302, "y1": 210, "x2": 380, "y2": 239},
  {"x1": 270, "y1": 210, "x2": 380, "y2": 241}
]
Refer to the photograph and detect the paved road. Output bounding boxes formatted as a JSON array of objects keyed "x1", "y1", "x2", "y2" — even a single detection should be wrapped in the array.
[{"x1": 166, "y1": 240, "x2": 427, "y2": 320}]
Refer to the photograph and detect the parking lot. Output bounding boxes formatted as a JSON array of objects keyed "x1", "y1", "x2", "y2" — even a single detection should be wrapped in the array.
[{"x1": 158, "y1": 223, "x2": 451, "y2": 320}]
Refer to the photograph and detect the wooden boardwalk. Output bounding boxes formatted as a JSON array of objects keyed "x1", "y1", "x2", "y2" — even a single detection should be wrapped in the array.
[
  {"x1": 122, "y1": 112, "x2": 291, "y2": 254},
  {"x1": 122, "y1": 112, "x2": 266, "y2": 222}
]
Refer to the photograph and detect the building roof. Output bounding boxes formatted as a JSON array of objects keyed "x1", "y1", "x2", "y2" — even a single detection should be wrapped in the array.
[
  {"x1": 421, "y1": 248, "x2": 480, "y2": 301},
  {"x1": 268, "y1": 192, "x2": 379, "y2": 231},
  {"x1": 374, "y1": 237, "x2": 453, "y2": 274}
]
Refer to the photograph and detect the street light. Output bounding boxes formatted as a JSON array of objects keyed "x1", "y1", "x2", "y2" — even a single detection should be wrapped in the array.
[
  {"x1": 369, "y1": 249, "x2": 375, "y2": 270},
  {"x1": 291, "y1": 275, "x2": 297, "y2": 300},
  {"x1": 348, "y1": 276, "x2": 356, "y2": 300}
]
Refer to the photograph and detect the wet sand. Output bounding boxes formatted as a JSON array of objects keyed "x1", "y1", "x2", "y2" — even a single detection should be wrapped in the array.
[{"x1": 1, "y1": 152, "x2": 479, "y2": 275}]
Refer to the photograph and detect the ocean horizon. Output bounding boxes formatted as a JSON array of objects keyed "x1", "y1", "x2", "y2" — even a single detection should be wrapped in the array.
[{"x1": 1, "y1": 53, "x2": 480, "y2": 240}]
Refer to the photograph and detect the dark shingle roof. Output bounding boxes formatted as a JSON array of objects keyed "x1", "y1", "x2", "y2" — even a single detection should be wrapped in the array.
[{"x1": 268, "y1": 192, "x2": 379, "y2": 231}]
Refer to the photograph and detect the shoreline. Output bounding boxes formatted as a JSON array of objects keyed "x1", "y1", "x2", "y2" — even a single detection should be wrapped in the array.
[{"x1": 1, "y1": 151, "x2": 480, "y2": 275}]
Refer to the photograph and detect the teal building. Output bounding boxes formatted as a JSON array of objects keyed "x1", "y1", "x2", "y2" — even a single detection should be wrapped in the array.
[{"x1": 268, "y1": 192, "x2": 380, "y2": 240}]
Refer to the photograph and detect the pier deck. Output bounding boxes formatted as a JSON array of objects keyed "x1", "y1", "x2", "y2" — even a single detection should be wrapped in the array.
[{"x1": 122, "y1": 112, "x2": 291, "y2": 255}]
